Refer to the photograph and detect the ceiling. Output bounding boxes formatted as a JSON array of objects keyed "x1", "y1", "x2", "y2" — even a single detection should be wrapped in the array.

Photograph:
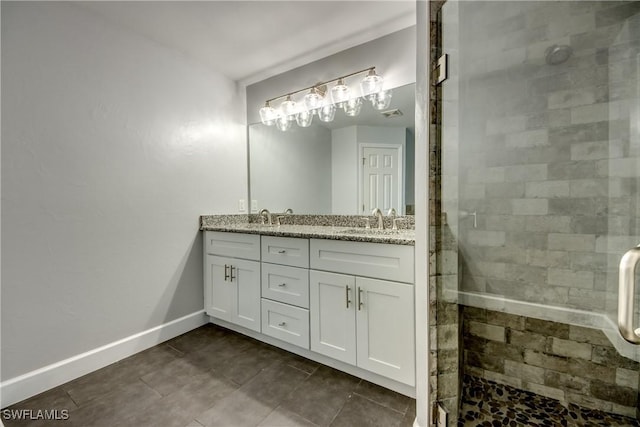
[{"x1": 77, "y1": 1, "x2": 416, "y2": 85}]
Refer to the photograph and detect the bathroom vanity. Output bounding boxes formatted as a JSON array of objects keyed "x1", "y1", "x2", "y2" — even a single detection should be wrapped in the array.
[{"x1": 201, "y1": 216, "x2": 416, "y2": 397}]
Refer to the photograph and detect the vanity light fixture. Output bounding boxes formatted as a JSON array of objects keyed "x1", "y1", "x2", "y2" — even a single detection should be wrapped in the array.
[
  {"x1": 259, "y1": 66, "x2": 387, "y2": 131},
  {"x1": 280, "y1": 95, "x2": 298, "y2": 121},
  {"x1": 318, "y1": 103, "x2": 337, "y2": 122},
  {"x1": 303, "y1": 86, "x2": 325, "y2": 112},
  {"x1": 344, "y1": 97, "x2": 363, "y2": 117},
  {"x1": 296, "y1": 109, "x2": 313, "y2": 127},
  {"x1": 330, "y1": 78, "x2": 351, "y2": 108},
  {"x1": 371, "y1": 89, "x2": 393, "y2": 110},
  {"x1": 275, "y1": 114, "x2": 292, "y2": 131},
  {"x1": 259, "y1": 101, "x2": 277, "y2": 126},
  {"x1": 360, "y1": 68, "x2": 384, "y2": 100}
]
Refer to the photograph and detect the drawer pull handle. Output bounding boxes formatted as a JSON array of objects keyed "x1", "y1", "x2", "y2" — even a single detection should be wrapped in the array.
[
  {"x1": 278, "y1": 250, "x2": 287, "y2": 254},
  {"x1": 278, "y1": 322, "x2": 286, "y2": 327},
  {"x1": 230, "y1": 266, "x2": 236, "y2": 282},
  {"x1": 224, "y1": 264, "x2": 230, "y2": 281},
  {"x1": 346, "y1": 285, "x2": 352, "y2": 308},
  {"x1": 358, "y1": 287, "x2": 364, "y2": 310},
  {"x1": 278, "y1": 283, "x2": 286, "y2": 287}
]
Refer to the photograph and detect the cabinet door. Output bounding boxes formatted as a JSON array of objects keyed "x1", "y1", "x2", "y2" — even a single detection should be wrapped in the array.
[
  {"x1": 205, "y1": 255, "x2": 234, "y2": 322},
  {"x1": 232, "y1": 258, "x2": 261, "y2": 333},
  {"x1": 355, "y1": 277, "x2": 415, "y2": 386},
  {"x1": 309, "y1": 270, "x2": 356, "y2": 365}
]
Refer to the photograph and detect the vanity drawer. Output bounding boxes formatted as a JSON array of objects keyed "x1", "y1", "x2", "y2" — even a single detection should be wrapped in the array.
[
  {"x1": 309, "y1": 239, "x2": 414, "y2": 284},
  {"x1": 262, "y1": 263, "x2": 309, "y2": 309},
  {"x1": 261, "y1": 236, "x2": 309, "y2": 268},
  {"x1": 261, "y1": 299, "x2": 309, "y2": 349},
  {"x1": 205, "y1": 231, "x2": 261, "y2": 260}
]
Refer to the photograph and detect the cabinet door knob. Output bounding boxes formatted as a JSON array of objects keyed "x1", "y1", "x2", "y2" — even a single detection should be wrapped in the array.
[
  {"x1": 358, "y1": 287, "x2": 364, "y2": 310},
  {"x1": 224, "y1": 264, "x2": 230, "y2": 281},
  {"x1": 230, "y1": 265, "x2": 236, "y2": 282},
  {"x1": 278, "y1": 322, "x2": 286, "y2": 327},
  {"x1": 278, "y1": 250, "x2": 287, "y2": 254},
  {"x1": 278, "y1": 283, "x2": 286, "y2": 287}
]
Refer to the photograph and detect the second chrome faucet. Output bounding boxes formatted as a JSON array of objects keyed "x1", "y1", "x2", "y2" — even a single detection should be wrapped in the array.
[{"x1": 371, "y1": 208, "x2": 384, "y2": 230}]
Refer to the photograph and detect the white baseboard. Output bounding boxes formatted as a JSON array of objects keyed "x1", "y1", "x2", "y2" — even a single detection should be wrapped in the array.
[
  {"x1": 0, "y1": 310, "x2": 207, "y2": 408},
  {"x1": 210, "y1": 317, "x2": 417, "y2": 398}
]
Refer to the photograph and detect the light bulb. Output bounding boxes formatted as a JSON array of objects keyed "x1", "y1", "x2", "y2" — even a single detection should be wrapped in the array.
[
  {"x1": 296, "y1": 109, "x2": 313, "y2": 127},
  {"x1": 317, "y1": 103, "x2": 336, "y2": 122},
  {"x1": 371, "y1": 89, "x2": 393, "y2": 110},
  {"x1": 259, "y1": 102, "x2": 277, "y2": 126},
  {"x1": 330, "y1": 79, "x2": 351, "y2": 108},
  {"x1": 276, "y1": 114, "x2": 292, "y2": 131},
  {"x1": 344, "y1": 97, "x2": 363, "y2": 117},
  {"x1": 280, "y1": 96, "x2": 297, "y2": 121},
  {"x1": 360, "y1": 69, "x2": 384, "y2": 100},
  {"x1": 304, "y1": 88, "x2": 324, "y2": 112}
]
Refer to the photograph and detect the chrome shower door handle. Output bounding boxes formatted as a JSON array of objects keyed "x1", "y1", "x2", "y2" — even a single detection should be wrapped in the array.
[{"x1": 618, "y1": 245, "x2": 640, "y2": 344}]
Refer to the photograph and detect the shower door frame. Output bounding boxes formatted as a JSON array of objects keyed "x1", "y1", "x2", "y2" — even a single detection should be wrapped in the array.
[{"x1": 415, "y1": 1, "x2": 433, "y2": 426}]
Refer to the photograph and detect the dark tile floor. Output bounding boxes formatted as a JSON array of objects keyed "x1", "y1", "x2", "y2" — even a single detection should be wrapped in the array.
[
  {"x1": 458, "y1": 374, "x2": 640, "y2": 427},
  {"x1": 2, "y1": 324, "x2": 416, "y2": 427}
]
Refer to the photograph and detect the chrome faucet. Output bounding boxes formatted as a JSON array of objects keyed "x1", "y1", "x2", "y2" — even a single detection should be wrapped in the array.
[
  {"x1": 283, "y1": 208, "x2": 293, "y2": 214},
  {"x1": 372, "y1": 208, "x2": 384, "y2": 230},
  {"x1": 387, "y1": 208, "x2": 397, "y2": 220},
  {"x1": 259, "y1": 208, "x2": 272, "y2": 226}
]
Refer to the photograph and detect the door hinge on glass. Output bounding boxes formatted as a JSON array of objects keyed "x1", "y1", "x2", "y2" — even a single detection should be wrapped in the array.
[{"x1": 434, "y1": 54, "x2": 448, "y2": 85}]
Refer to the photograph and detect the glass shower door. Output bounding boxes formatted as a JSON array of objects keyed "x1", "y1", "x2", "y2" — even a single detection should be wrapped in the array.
[{"x1": 434, "y1": 1, "x2": 640, "y2": 425}]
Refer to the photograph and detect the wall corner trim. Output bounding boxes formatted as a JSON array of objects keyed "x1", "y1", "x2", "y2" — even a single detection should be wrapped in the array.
[{"x1": 0, "y1": 310, "x2": 208, "y2": 408}]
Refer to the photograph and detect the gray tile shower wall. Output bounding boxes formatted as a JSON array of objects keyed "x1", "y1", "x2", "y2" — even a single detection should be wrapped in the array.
[
  {"x1": 462, "y1": 306, "x2": 639, "y2": 419},
  {"x1": 454, "y1": 1, "x2": 640, "y2": 314}
]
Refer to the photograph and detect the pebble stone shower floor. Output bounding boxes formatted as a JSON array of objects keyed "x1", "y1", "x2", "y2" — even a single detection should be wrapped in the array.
[{"x1": 458, "y1": 375, "x2": 640, "y2": 427}]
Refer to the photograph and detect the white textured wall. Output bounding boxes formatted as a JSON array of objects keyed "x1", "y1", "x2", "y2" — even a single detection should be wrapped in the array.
[{"x1": 1, "y1": 2, "x2": 246, "y2": 380}]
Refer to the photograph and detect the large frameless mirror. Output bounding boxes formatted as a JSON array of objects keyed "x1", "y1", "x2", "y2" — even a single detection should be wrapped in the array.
[{"x1": 248, "y1": 82, "x2": 415, "y2": 215}]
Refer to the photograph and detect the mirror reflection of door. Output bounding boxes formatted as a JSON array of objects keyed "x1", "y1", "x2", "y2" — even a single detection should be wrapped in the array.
[{"x1": 361, "y1": 145, "x2": 403, "y2": 214}]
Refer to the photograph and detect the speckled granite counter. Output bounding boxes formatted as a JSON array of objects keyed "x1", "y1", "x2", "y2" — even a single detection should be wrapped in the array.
[{"x1": 200, "y1": 214, "x2": 415, "y2": 246}]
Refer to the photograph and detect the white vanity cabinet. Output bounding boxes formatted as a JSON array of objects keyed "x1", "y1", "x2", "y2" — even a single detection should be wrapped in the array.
[
  {"x1": 310, "y1": 239, "x2": 415, "y2": 386},
  {"x1": 203, "y1": 229, "x2": 416, "y2": 395},
  {"x1": 204, "y1": 232, "x2": 261, "y2": 332},
  {"x1": 260, "y1": 236, "x2": 310, "y2": 349}
]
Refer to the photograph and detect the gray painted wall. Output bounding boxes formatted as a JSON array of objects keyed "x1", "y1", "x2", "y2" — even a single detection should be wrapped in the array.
[{"x1": 1, "y1": 2, "x2": 247, "y2": 380}]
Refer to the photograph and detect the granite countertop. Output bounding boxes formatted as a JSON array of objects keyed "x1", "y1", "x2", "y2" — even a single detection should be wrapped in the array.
[{"x1": 200, "y1": 216, "x2": 415, "y2": 246}]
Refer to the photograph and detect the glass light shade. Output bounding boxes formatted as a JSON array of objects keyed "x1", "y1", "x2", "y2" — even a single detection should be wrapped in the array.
[
  {"x1": 317, "y1": 103, "x2": 336, "y2": 122},
  {"x1": 259, "y1": 103, "x2": 277, "y2": 126},
  {"x1": 296, "y1": 109, "x2": 313, "y2": 127},
  {"x1": 360, "y1": 70, "x2": 384, "y2": 100},
  {"x1": 304, "y1": 89, "x2": 324, "y2": 112},
  {"x1": 330, "y1": 79, "x2": 351, "y2": 107},
  {"x1": 344, "y1": 97, "x2": 363, "y2": 117},
  {"x1": 371, "y1": 89, "x2": 393, "y2": 110},
  {"x1": 280, "y1": 96, "x2": 297, "y2": 121},
  {"x1": 276, "y1": 114, "x2": 292, "y2": 131}
]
